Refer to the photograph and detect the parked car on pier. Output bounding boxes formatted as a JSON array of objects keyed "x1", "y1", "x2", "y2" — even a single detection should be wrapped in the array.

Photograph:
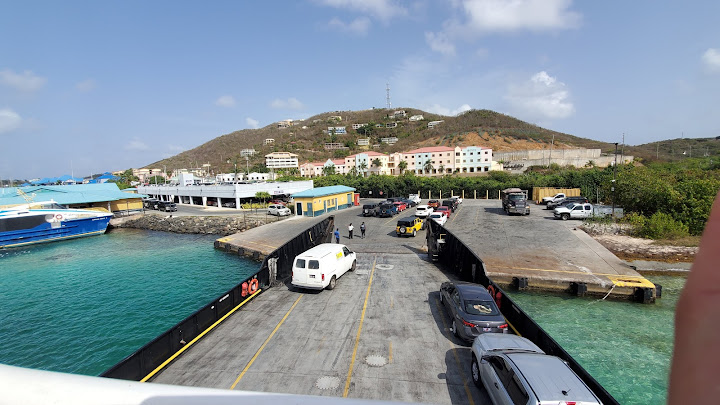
[
  {"x1": 362, "y1": 203, "x2": 379, "y2": 217},
  {"x1": 268, "y1": 204, "x2": 291, "y2": 216},
  {"x1": 291, "y1": 243, "x2": 356, "y2": 290},
  {"x1": 143, "y1": 198, "x2": 159, "y2": 210},
  {"x1": 546, "y1": 196, "x2": 589, "y2": 210},
  {"x1": 554, "y1": 203, "x2": 593, "y2": 220},
  {"x1": 157, "y1": 201, "x2": 177, "y2": 212},
  {"x1": 415, "y1": 205, "x2": 433, "y2": 218},
  {"x1": 439, "y1": 281, "x2": 507, "y2": 342},
  {"x1": 470, "y1": 334, "x2": 603, "y2": 405},
  {"x1": 408, "y1": 194, "x2": 421, "y2": 204},
  {"x1": 435, "y1": 206, "x2": 451, "y2": 218},
  {"x1": 393, "y1": 201, "x2": 408, "y2": 212},
  {"x1": 428, "y1": 199, "x2": 440, "y2": 209},
  {"x1": 378, "y1": 203, "x2": 397, "y2": 218},
  {"x1": 428, "y1": 212, "x2": 447, "y2": 226},
  {"x1": 222, "y1": 201, "x2": 236, "y2": 208},
  {"x1": 396, "y1": 217, "x2": 423, "y2": 237}
]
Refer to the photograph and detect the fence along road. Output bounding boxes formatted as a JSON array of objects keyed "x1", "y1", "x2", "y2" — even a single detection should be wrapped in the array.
[{"x1": 151, "y1": 204, "x2": 491, "y2": 404}]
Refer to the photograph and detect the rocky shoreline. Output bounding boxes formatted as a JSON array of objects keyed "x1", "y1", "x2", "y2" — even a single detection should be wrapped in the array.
[
  {"x1": 110, "y1": 213, "x2": 283, "y2": 236},
  {"x1": 581, "y1": 223, "x2": 697, "y2": 263}
]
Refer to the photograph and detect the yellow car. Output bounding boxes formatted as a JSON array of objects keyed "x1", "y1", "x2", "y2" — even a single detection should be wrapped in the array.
[{"x1": 396, "y1": 217, "x2": 424, "y2": 237}]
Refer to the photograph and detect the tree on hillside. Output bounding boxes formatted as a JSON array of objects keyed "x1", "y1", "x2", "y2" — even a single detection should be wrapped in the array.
[
  {"x1": 423, "y1": 159, "x2": 434, "y2": 175},
  {"x1": 359, "y1": 161, "x2": 368, "y2": 177},
  {"x1": 357, "y1": 123, "x2": 375, "y2": 136},
  {"x1": 322, "y1": 165, "x2": 336, "y2": 176},
  {"x1": 398, "y1": 160, "x2": 408, "y2": 175},
  {"x1": 255, "y1": 191, "x2": 271, "y2": 204},
  {"x1": 439, "y1": 164, "x2": 445, "y2": 174}
]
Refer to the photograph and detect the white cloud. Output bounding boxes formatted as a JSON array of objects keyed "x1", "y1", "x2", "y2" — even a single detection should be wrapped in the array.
[
  {"x1": 0, "y1": 69, "x2": 47, "y2": 92},
  {"x1": 316, "y1": 0, "x2": 406, "y2": 21},
  {"x1": 0, "y1": 109, "x2": 22, "y2": 134},
  {"x1": 76, "y1": 79, "x2": 96, "y2": 92},
  {"x1": 426, "y1": 103, "x2": 472, "y2": 116},
  {"x1": 426, "y1": 0, "x2": 580, "y2": 54},
  {"x1": 270, "y1": 97, "x2": 305, "y2": 110},
  {"x1": 328, "y1": 17, "x2": 371, "y2": 35},
  {"x1": 246, "y1": 117, "x2": 260, "y2": 129},
  {"x1": 125, "y1": 138, "x2": 150, "y2": 151},
  {"x1": 505, "y1": 71, "x2": 574, "y2": 120},
  {"x1": 425, "y1": 32, "x2": 456, "y2": 56},
  {"x1": 702, "y1": 48, "x2": 720, "y2": 72},
  {"x1": 215, "y1": 95, "x2": 236, "y2": 107},
  {"x1": 459, "y1": 0, "x2": 581, "y2": 33}
]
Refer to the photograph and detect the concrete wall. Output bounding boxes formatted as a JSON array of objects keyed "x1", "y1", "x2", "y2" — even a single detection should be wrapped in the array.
[{"x1": 493, "y1": 148, "x2": 633, "y2": 172}]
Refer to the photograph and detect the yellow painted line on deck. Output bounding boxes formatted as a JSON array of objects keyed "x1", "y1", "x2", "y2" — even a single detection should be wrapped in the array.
[
  {"x1": 343, "y1": 257, "x2": 377, "y2": 398},
  {"x1": 382, "y1": 216, "x2": 397, "y2": 226},
  {"x1": 496, "y1": 265, "x2": 652, "y2": 279},
  {"x1": 140, "y1": 289, "x2": 262, "y2": 382},
  {"x1": 449, "y1": 205, "x2": 462, "y2": 224},
  {"x1": 230, "y1": 294, "x2": 303, "y2": 389},
  {"x1": 388, "y1": 340, "x2": 393, "y2": 363},
  {"x1": 434, "y1": 297, "x2": 475, "y2": 405}
]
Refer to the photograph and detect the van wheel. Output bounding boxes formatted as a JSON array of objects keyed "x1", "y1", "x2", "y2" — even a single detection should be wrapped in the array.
[
  {"x1": 412, "y1": 230, "x2": 417, "y2": 237},
  {"x1": 350, "y1": 260, "x2": 356, "y2": 272},
  {"x1": 561, "y1": 213, "x2": 570, "y2": 221},
  {"x1": 471, "y1": 355, "x2": 482, "y2": 388},
  {"x1": 327, "y1": 276, "x2": 337, "y2": 290}
]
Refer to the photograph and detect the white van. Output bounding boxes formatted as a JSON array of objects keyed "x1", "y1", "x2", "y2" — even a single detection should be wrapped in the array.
[{"x1": 291, "y1": 243, "x2": 356, "y2": 290}]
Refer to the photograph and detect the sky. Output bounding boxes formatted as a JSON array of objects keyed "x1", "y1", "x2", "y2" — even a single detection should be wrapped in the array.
[{"x1": 1, "y1": 0, "x2": 719, "y2": 180}]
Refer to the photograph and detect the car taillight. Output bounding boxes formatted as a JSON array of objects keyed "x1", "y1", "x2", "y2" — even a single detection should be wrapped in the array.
[
  {"x1": 461, "y1": 319, "x2": 476, "y2": 327},
  {"x1": 322, "y1": 274, "x2": 325, "y2": 281},
  {"x1": 499, "y1": 324, "x2": 508, "y2": 329},
  {"x1": 291, "y1": 270, "x2": 293, "y2": 279},
  {"x1": 565, "y1": 403, "x2": 576, "y2": 405}
]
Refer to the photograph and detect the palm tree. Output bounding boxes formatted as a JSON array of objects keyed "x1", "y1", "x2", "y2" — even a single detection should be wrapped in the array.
[
  {"x1": 439, "y1": 164, "x2": 445, "y2": 175},
  {"x1": 398, "y1": 160, "x2": 408, "y2": 175},
  {"x1": 322, "y1": 165, "x2": 336, "y2": 176},
  {"x1": 348, "y1": 166, "x2": 358, "y2": 177},
  {"x1": 359, "y1": 161, "x2": 368, "y2": 177},
  {"x1": 423, "y1": 159, "x2": 433, "y2": 175}
]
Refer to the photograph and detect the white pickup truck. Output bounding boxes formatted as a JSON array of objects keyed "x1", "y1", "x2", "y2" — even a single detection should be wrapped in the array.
[
  {"x1": 553, "y1": 203, "x2": 593, "y2": 220},
  {"x1": 542, "y1": 193, "x2": 566, "y2": 205}
]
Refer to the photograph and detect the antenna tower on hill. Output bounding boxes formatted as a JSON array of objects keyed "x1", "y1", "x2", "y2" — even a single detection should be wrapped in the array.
[{"x1": 386, "y1": 82, "x2": 391, "y2": 110}]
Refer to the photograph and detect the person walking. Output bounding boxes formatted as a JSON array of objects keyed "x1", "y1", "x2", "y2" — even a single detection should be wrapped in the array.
[
  {"x1": 334, "y1": 228, "x2": 340, "y2": 243},
  {"x1": 348, "y1": 223, "x2": 354, "y2": 239},
  {"x1": 360, "y1": 222, "x2": 366, "y2": 238}
]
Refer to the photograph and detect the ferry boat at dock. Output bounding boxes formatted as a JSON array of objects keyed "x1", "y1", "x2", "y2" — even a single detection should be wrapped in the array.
[{"x1": 0, "y1": 201, "x2": 113, "y2": 249}]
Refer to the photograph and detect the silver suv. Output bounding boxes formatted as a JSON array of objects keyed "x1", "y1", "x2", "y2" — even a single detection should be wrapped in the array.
[{"x1": 471, "y1": 334, "x2": 603, "y2": 405}]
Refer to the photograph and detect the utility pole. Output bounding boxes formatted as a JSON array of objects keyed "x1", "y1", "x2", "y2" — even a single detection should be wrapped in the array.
[
  {"x1": 656, "y1": 143, "x2": 659, "y2": 159},
  {"x1": 386, "y1": 82, "x2": 391, "y2": 110},
  {"x1": 612, "y1": 142, "x2": 618, "y2": 218},
  {"x1": 621, "y1": 133, "x2": 625, "y2": 163},
  {"x1": 549, "y1": 134, "x2": 555, "y2": 166}
]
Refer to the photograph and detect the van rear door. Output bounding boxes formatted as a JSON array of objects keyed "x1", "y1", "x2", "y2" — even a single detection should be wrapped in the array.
[{"x1": 293, "y1": 257, "x2": 324, "y2": 288}]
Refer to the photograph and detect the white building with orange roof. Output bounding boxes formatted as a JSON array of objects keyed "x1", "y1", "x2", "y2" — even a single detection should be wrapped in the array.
[{"x1": 300, "y1": 159, "x2": 348, "y2": 177}]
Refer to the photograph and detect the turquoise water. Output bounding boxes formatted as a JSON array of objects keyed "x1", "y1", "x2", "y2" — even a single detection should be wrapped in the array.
[
  {"x1": 507, "y1": 275, "x2": 685, "y2": 405},
  {"x1": 0, "y1": 228, "x2": 257, "y2": 376}
]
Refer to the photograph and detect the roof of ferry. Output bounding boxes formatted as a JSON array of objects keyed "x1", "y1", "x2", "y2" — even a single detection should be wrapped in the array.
[{"x1": 0, "y1": 183, "x2": 146, "y2": 207}]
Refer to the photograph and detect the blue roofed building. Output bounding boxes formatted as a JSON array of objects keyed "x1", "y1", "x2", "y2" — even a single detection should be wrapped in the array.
[
  {"x1": 0, "y1": 183, "x2": 147, "y2": 215},
  {"x1": 290, "y1": 185, "x2": 357, "y2": 217}
]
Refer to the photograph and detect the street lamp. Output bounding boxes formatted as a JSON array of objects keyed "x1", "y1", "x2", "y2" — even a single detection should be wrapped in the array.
[{"x1": 612, "y1": 142, "x2": 618, "y2": 217}]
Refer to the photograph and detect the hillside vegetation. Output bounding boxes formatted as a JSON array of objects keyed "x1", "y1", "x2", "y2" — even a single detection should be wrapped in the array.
[{"x1": 146, "y1": 108, "x2": 720, "y2": 173}]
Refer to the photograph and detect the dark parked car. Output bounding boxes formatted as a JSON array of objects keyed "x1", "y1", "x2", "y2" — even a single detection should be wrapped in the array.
[
  {"x1": 439, "y1": 281, "x2": 507, "y2": 342},
  {"x1": 362, "y1": 203, "x2": 379, "y2": 217},
  {"x1": 441, "y1": 199, "x2": 457, "y2": 212},
  {"x1": 157, "y1": 201, "x2": 177, "y2": 212},
  {"x1": 143, "y1": 198, "x2": 159, "y2": 210},
  {"x1": 400, "y1": 198, "x2": 417, "y2": 208},
  {"x1": 546, "y1": 196, "x2": 589, "y2": 210},
  {"x1": 378, "y1": 203, "x2": 397, "y2": 217}
]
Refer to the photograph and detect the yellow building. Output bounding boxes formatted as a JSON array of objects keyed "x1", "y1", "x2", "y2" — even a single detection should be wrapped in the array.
[{"x1": 291, "y1": 185, "x2": 356, "y2": 217}]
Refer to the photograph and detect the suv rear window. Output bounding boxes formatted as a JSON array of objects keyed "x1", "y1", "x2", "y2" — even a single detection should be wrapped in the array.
[
  {"x1": 295, "y1": 258, "x2": 306, "y2": 268},
  {"x1": 308, "y1": 260, "x2": 320, "y2": 269},
  {"x1": 464, "y1": 299, "x2": 499, "y2": 315},
  {"x1": 363, "y1": 204, "x2": 374, "y2": 209},
  {"x1": 397, "y1": 220, "x2": 413, "y2": 226}
]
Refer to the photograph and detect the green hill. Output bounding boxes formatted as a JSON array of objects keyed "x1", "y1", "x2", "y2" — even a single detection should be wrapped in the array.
[{"x1": 145, "y1": 108, "x2": 719, "y2": 173}]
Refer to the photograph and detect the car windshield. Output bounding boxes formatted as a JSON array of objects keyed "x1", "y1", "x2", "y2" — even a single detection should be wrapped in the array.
[
  {"x1": 509, "y1": 194, "x2": 525, "y2": 200},
  {"x1": 464, "y1": 300, "x2": 498, "y2": 315},
  {"x1": 430, "y1": 214, "x2": 442, "y2": 218}
]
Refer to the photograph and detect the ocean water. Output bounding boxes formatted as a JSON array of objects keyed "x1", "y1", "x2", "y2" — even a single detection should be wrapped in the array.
[
  {"x1": 0, "y1": 228, "x2": 257, "y2": 376},
  {"x1": 507, "y1": 274, "x2": 685, "y2": 405}
]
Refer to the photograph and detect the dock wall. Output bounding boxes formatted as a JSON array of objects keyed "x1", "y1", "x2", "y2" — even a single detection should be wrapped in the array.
[
  {"x1": 101, "y1": 216, "x2": 334, "y2": 381},
  {"x1": 426, "y1": 220, "x2": 619, "y2": 405}
]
